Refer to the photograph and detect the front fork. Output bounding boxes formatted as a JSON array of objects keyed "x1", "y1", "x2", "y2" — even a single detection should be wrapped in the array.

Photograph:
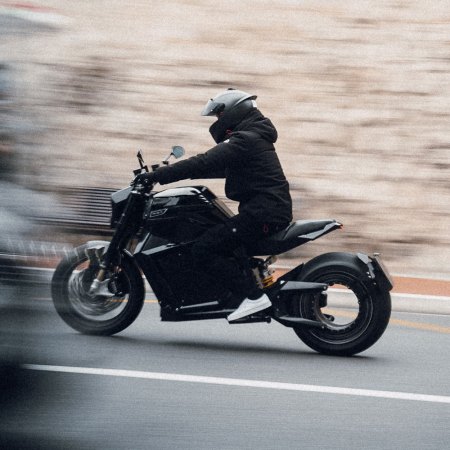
[
  {"x1": 88, "y1": 268, "x2": 112, "y2": 297},
  {"x1": 88, "y1": 190, "x2": 142, "y2": 296}
]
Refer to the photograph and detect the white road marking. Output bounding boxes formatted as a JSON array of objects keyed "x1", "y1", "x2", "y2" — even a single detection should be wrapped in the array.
[{"x1": 24, "y1": 364, "x2": 450, "y2": 404}]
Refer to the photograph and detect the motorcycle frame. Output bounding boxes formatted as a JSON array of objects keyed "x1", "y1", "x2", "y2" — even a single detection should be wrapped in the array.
[{"x1": 101, "y1": 181, "x2": 391, "y2": 328}]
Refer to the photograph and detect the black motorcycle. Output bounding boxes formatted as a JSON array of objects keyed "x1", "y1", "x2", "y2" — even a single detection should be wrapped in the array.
[{"x1": 52, "y1": 147, "x2": 393, "y2": 356}]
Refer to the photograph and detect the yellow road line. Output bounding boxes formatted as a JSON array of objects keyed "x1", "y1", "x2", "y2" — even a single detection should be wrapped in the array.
[
  {"x1": 324, "y1": 308, "x2": 450, "y2": 335},
  {"x1": 388, "y1": 318, "x2": 450, "y2": 334}
]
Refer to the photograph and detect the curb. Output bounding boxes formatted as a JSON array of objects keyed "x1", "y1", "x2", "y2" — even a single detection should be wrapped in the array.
[{"x1": 389, "y1": 275, "x2": 450, "y2": 297}]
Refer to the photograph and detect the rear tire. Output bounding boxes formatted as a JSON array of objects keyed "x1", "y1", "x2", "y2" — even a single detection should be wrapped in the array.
[
  {"x1": 51, "y1": 241, "x2": 145, "y2": 336},
  {"x1": 292, "y1": 253, "x2": 391, "y2": 356}
]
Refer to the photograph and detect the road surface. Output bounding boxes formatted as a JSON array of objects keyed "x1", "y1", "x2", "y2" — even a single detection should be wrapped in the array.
[{"x1": 1, "y1": 288, "x2": 449, "y2": 449}]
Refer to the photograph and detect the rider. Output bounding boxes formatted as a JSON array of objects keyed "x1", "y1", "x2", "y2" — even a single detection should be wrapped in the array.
[{"x1": 137, "y1": 88, "x2": 293, "y2": 321}]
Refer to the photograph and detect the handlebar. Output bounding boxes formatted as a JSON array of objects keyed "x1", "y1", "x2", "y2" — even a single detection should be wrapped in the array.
[{"x1": 131, "y1": 145, "x2": 185, "y2": 190}]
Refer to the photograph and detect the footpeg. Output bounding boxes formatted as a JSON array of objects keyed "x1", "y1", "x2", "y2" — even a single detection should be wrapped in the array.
[
  {"x1": 275, "y1": 316, "x2": 324, "y2": 329},
  {"x1": 227, "y1": 314, "x2": 272, "y2": 324}
]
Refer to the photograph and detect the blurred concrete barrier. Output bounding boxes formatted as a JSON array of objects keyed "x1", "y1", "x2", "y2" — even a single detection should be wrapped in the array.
[
  {"x1": 37, "y1": 187, "x2": 115, "y2": 235},
  {"x1": 0, "y1": 240, "x2": 71, "y2": 284}
]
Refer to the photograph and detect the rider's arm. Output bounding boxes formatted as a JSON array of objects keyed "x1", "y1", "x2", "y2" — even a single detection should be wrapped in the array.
[{"x1": 154, "y1": 136, "x2": 245, "y2": 185}]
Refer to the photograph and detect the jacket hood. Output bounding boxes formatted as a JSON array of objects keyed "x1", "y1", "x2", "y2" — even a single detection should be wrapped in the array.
[
  {"x1": 233, "y1": 109, "x2": 278, "y2": 143},
  {"x1": 209, "y1": 109, "x2": 278, "y2": 144}
]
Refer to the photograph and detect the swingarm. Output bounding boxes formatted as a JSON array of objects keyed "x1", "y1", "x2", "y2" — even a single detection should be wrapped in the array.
[{"x1": 268, "y1": 278, "x2": 329, "y2": 329}]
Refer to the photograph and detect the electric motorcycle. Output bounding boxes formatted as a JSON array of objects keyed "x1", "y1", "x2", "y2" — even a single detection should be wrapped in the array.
[{"x1": 51, "y1": 147, "x2": 393, "y2": 356}]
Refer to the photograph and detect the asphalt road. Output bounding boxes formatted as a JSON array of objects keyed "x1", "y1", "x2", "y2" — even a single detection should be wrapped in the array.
[{"x1": 1, "y1": 290, "x2": 449, "y2": 450}]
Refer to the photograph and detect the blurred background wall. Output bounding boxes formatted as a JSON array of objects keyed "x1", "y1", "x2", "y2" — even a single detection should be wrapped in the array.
[{"x1": 1, "y1": 0, "x2": 449, "y2": 277}]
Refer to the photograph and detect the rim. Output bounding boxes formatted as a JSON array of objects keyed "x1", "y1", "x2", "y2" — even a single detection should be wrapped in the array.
[
  {"x1": 300, "y1": 272, "x2": 374, "y2": 345},
  {"x1": 66, "y1": 257, "x2": 130, "y2": 322}
]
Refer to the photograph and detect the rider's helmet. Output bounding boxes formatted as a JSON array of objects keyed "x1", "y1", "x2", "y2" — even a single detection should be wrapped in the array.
[{"x1": 201, "y1": 88, "x2": 257, "y2": 143}]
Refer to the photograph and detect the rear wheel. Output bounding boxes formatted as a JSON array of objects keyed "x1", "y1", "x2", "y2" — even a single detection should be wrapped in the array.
[
  {"x1": 52, "y1": 241, "x2": 145, "y2": 335},
  {"x1": 292, "y1": 253, "x2": 391, "y2": 356}
]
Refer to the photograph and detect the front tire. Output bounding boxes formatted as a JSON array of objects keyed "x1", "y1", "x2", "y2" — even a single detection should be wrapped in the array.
[
  {"x1": 292, "y1": 253, "x2": 391, "y2": 356},
  {"x1": 52, "y1": 241, "x2": 145, "y2": 335}
]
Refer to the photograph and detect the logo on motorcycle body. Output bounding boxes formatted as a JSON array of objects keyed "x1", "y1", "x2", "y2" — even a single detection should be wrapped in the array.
[{"x1": 149, "y1": 208, "x2": 168, "y2": 218}]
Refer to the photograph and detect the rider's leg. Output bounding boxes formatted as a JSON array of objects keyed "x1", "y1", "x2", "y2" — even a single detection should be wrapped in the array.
[{"x1": 192, "y1": 214, "x2": 283, "y2": 320}]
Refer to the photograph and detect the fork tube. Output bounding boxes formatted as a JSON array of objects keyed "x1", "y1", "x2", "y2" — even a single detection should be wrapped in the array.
[{"x1": 100, "y1": 190, "x2": 140, "y2": 271}]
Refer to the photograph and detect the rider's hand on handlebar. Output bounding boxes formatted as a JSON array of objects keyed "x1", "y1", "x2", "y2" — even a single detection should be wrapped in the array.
[{"x1": 135, "y1": 171, "x2": 159, "y2": 186}]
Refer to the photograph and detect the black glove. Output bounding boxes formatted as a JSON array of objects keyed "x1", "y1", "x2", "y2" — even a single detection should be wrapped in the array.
[{"x1": 134, "y1": 171, "x2": 159, "y2": 186}]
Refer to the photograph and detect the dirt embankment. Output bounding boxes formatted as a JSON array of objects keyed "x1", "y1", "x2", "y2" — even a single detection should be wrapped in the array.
[{"x1": 1, "y1": 1, "x2": 449, "y2": 278}]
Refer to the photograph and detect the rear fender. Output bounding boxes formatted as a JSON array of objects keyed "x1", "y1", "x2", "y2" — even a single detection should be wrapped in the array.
[
  {"x1": 357, "y1": 253, "x2": 394, "y2": 292},
  {"x1": 300, "y1": 252, "x2": 394, "y2": 292}
]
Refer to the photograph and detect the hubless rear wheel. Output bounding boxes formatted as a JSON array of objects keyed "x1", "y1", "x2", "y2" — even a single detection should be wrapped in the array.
[{"x1": 292, "y1": 252, "x2": 391, "y2": 356}]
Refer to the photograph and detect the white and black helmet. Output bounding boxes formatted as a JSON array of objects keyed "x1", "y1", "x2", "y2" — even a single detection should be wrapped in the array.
[{"x1": 201, "y1": 88, "x2": 258, "y2": 143}]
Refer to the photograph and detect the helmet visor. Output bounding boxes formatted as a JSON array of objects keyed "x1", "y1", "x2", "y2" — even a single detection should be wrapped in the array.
[{"x1": 201, "y1": 99, "x2": 225, "y2": 117}]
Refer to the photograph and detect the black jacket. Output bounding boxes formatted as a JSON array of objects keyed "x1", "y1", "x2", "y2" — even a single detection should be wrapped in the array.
[{"x1": 154, "y1": 109, "x2": 293, "y2": 224}]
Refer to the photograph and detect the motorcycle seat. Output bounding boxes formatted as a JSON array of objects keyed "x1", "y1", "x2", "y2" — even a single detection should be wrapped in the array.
[{"x1": 247, "y1": 219, "x2": 341, "y2": 256}]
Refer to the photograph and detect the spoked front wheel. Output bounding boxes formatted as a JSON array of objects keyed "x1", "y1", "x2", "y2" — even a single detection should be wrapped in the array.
[
  {"x1": 292, "y1": 253, "x2": 391, "y2": 356},
  {"x1": 51, "y1": 241, "x2": 145, "y2": 335}
]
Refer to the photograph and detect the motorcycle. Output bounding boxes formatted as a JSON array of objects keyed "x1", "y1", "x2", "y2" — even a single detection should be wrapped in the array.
[{"x1": 51, "y1": 147, "x2": 393, "y2": 356}]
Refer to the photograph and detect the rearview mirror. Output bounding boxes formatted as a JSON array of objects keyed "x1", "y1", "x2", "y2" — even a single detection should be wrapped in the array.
[{"x1": 171, "y1": 146, "x2": 185, "y2": 159}]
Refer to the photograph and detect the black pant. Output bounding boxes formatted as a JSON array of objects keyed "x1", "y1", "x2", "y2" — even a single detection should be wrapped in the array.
[{"x1": 191, "y1": 214, "x2": 287, "y2": 300}]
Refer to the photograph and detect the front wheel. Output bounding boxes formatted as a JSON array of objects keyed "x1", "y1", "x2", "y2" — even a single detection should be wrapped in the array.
[
  {"x1": 52, "y1": 241, "x2": 145, "y2": 335},
  {"x1": 292, "y1": 253, "x2": 391, "y2": 356}
]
